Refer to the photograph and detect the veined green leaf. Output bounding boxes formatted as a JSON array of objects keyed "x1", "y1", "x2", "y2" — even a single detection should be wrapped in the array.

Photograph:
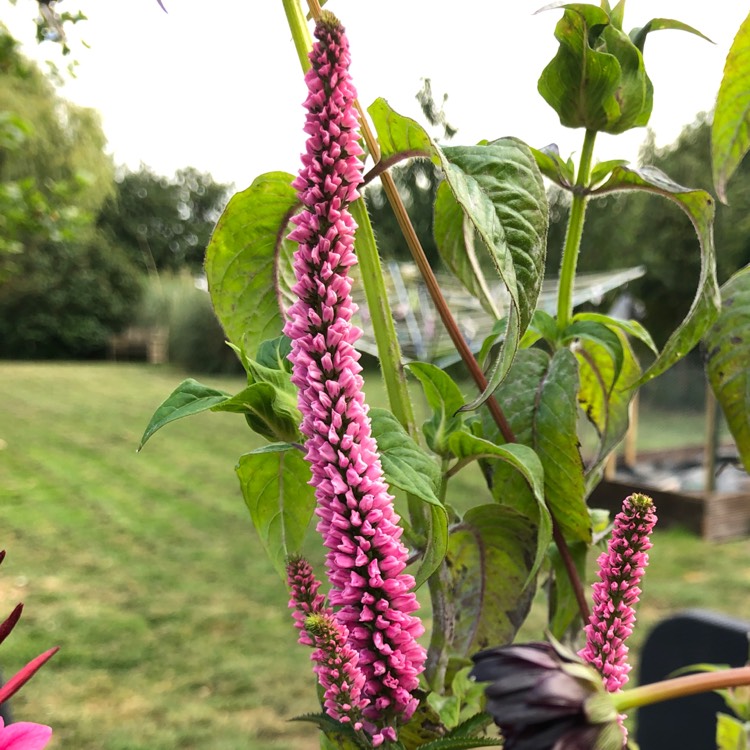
[
  {"x1": 537, "y1": 4, "x2": 620, "y2": 131},
  {"x1": 448, "y1": 431, "x2": 550, "y2": 580},
  {"x1": 572, "y1": 311, "x2": 657, "y2": 353},
  {"x1": 236, "y1": 445, "x2": 316, "y2": 580},
  {"x1": 369, "y1": 407, "x2": 448, "y2": 588},
  {"x1": 444, "y1": 504, "x2": 537, "y2": 657},
  {"x1": 704, "y1": 265, "x2": 750, "y2": 474},
  {"x1": 548, "y1": 540, "x2": 588, "y2": 639},
  {"x1": 212, "y1": 382, "x2": 301, "y2": 444},
  {"x1": 487, "y1": 349, "x2": 591, "y2": 543},
  {"x1": 370, "y1": 407, "x2": 442, "y2": 506},
  {"x1": 593, "y1": 165, "x2": 720, "y2": 383},
  {"x1": 138, "y1": 379, "x2": 229, "y2": 451},
  {"x1": 576, "y1": 328, "x2": 640, "y2": 469},
  {"x1": 529, "y1": 143, "x2": 574, "y2": 188},
  {"x1": 712, "y1": 11, "x2": 750, "y2": 203},
  {"x1": 434, "y1": 182, "x2": 502, "y2": 318},
  {"x1": 205, "y1": 172, "x2": 298, "y2": 356},
  {"x1": 407, "y1": 362, "x2": 466, "y2": 457},
  {"x1": 562, "y1": 319, "x2": 624, "y2": 386},
  {"x1": 418, "y1": 737, "x2": 502, "y2": 750},
  {"x1": 369, "y1": 99, "x2": 548, "y2": 408}
]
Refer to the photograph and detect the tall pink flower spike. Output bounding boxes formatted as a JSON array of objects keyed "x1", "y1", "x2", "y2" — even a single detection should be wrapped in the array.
[{"x1": 284, "y1": 10, "x2": 425, "y2": 742}]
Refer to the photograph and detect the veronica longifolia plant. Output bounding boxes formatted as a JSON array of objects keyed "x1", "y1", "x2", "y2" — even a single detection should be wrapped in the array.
[{"x1": 140, "y1": 1, "x2": 750, "y2": 747}]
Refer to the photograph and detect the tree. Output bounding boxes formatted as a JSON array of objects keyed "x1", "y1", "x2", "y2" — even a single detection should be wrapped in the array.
[
  {"x1": 97, "y1": 165, "x2": 230, "y2": 273},
  {"x1": 0, "y1": 24, "x2": 141, "y2": 358}
]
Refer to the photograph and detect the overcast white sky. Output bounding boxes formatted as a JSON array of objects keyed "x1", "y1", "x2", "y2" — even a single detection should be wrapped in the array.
[{"x1": 4, "y1": 1, "x2": 748, "y2": 188}]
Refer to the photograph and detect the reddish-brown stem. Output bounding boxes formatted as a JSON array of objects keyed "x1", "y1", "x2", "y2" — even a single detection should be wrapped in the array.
[{"x1": 352, "y1": 102, "x2": 590, "y2": 623}]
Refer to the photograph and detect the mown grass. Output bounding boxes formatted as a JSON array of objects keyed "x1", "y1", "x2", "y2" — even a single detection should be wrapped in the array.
[{"x1": 0, "y1": 362, "x2": 748, "y2": 749}]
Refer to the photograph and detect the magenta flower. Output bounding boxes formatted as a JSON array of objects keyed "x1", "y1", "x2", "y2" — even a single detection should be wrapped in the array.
[
  {"x1": 284, "y1": 9, "x2": 425, "y2": 732},
  {"x1": 579, "y1": 493, "x2": 657, "y2": 692},
  {"x1": 0, "y1": 718, "x2": 52, "y2": 750}
]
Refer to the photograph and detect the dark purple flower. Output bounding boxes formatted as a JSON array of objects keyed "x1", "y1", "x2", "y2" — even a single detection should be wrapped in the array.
[{"x1": 471, "y1": 639, "x2": 626, "y2": 750}]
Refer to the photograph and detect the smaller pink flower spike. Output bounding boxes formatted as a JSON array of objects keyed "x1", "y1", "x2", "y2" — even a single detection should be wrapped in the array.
[
  {"x1": 305, "y1": 612, "x2": 370, "y2": 731},
  {"x1": 580, "y1": 493, "x2": 657, "y2": 693},
  {"x1": 286, "y1": 556, "x2": 331, "y2": 647},
  {"x1": 0, "y1": 648, "x2": 59, "y2": 705},
  {"x1": 0, "y1": 717, "x2": 52, "y2": 750}
]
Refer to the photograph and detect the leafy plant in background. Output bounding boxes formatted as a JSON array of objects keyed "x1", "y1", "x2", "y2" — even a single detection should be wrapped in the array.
[{"x1": 141, "y1": 1, "x2": 750, "y2": 747}]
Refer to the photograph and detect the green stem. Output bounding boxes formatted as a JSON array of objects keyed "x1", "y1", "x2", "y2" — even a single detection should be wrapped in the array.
[
  {"x1": 281, "y1": 0, "x2": 313, "y2": 73},
  {"x1": 613, "y1": 666, "x2": 750, "y2": 712},
  {"x1": 556, "y1": 129, "x2": 597, "y2": 331},
  {"x1": 349, "y1": 200, "x2": 419, "y2": 440}
]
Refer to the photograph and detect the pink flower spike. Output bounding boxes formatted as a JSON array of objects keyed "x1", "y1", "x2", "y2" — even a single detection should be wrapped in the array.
[
  {"x1": 286, "y1": 556, "x2": 331, "y2": 647},
  {"x1": 305, "y1": 612, "x2": 369, "y2": 730},
  {"x1": 284, "y1": 10, "x2": 426, "y2": 730},
  {"x1": 0, "y1": 647, "x2": 59, "y2": 705},
  {"x1": 580, "y1": 493, "x2": 657, "y2": 693},
  {"x1": 0, "y1": 718, "x2": 52, "y2": 750}
]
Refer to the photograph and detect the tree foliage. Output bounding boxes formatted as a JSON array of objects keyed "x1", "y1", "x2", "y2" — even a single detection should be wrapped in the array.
[
  {"x1": 98, "y1": 165, "x2": 230, "y2": 273},
  {"x1": 0, "y1": 24, "x2": 141, "y2": 358}
]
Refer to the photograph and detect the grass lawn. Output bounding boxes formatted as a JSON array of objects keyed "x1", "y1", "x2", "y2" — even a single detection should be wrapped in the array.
[{"x1": 0, "y1": 361, "x2": 748, "y2": 749}]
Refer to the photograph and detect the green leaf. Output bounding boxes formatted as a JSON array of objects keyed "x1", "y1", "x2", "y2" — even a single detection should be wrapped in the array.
[
  {"x1": 255, "y1": 335, "x2": 293, "y2": 372},
  {"x1": 589, "y1": 159, "x2": 629, "y2": 187},
  {"x1": 370, "y1": 407, "x2": 442, "y2": 506},
  {"x1": 369, "y1": 407, "x2": 448, "y2": 588},
  {"x1": 521, "y1": 309, "x2": 558, "y2": 349},
  {"x1": 439, "y1": 139, "x2": 548, "y2": 338},
  {"x1": 445, "y1": 713, "x2": 494, "y2": 739},
  {"x1": 548, "y1": 540, "x2": 588, "y2": 639},
  {"x1": 537, "y1": 4, "x2": 620, "y2": 131},
  {"x1": 367, "y1": 98, "x2": 433, "y2": 160},
  {"x1": 594, "y1": 165, "x2": 721, "y2": 383},
  {"x1": 407, "y1": 362, "x2": 466, "y2": 456},
  {"x1": 138, "y1": 378, "x2": 229, "y2": 450},
  {"x1": 369, "y1": 99, "x2": 548, "y2": 407},
  {"x1": 434, "y1": 181, "x2": 502, "y2": 318},
  {"x1": 716, "y1": 712, "x2": 749, "y2": 750},
  {"x1": 713, "y1": 11, "x2": 750, "y2": 203},
  {"x1": 538, "y1": 4, "x2": 654, "y2": 134},
  {"x1": 291, "y1": 713, "x2": 367, "y2": 750},
  {"x1": 576, "y1": 328, "x2": 640, "y2": 469},
  {"x1": 529, "y1": 143, "x2": 574, "y2": 188},
  {"x1": 630, "y1": 18, "x2": 713, "y2": 53},
  {"x1": 444, "y1": 504, "x2": 537, "y2": 657},
  {"x1": 236, "y1": 445, "x2": 316, "y2": 580},
  {"x1": 418, "y1": 738, "x2": 502, "y2": 750},
  {"x1": 488, "y1": 349, "x2": 591, "y2": 543},
  {"x1": 448, "y1": 431, "x2": 550, "y2": 580},
  {"x1": 704, "y1": 265, "x2": 750, "y2": 474},
  {"x1": 571, "y1": 311, "x2": 657, "y2": 353},
  {"x1": 205, "y1": 172, "x2": 298, "y2": 356},
  {"x1": 212, "y1": 382, "x2": 301, "y2": 443},
  {"x1": 562, "y1": 320, "x2": 624, "y2": 385}
]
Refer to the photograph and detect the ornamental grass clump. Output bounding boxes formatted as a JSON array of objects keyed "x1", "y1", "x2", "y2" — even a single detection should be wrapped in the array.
[{"x1": 283, "y1": 10, "x2": 425, "y2": 743}]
